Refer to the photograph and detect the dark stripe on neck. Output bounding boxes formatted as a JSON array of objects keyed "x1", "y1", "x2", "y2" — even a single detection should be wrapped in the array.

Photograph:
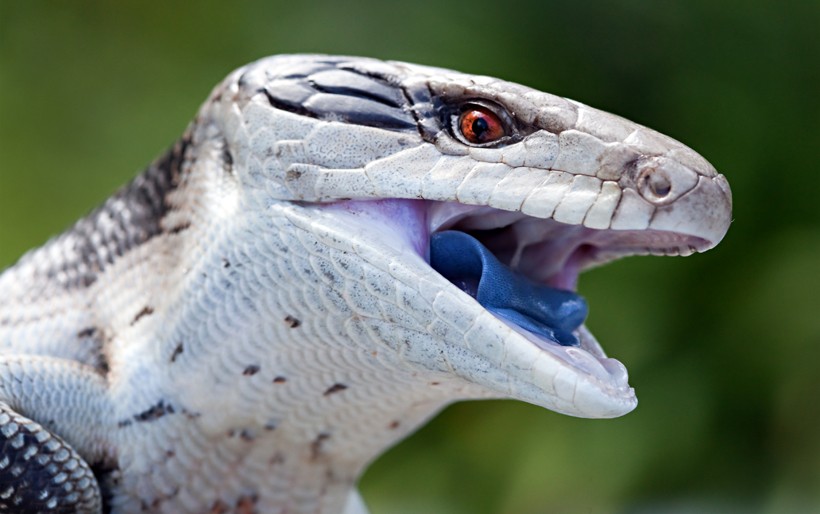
[{"x1": 35, "y1": 135, "x2": 192, "y2": 290}]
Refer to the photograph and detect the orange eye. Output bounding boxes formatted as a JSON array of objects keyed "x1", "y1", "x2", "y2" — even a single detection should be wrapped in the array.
[{"x1": 458, "y1": 105, "x2": 506, "y2": 144}]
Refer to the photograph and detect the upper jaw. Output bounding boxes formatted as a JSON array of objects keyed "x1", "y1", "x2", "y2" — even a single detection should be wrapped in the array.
[{"x1": 427, "y1": 202, "x2": 715, "y2": 288}]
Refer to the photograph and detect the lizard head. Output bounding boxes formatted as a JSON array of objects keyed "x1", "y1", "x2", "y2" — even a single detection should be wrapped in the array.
[{"x1": 203, "y1": 55, "x2": 731, "y2": 419}]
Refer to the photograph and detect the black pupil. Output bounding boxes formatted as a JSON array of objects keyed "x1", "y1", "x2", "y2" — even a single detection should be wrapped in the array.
[{"x1": 471, "y1": 117, "x2": 489, "y2": 138}]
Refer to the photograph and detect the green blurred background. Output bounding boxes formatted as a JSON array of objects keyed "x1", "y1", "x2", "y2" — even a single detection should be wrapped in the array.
[{"x1": 1, "y1": 1, "x2": 818, "y2": 512}]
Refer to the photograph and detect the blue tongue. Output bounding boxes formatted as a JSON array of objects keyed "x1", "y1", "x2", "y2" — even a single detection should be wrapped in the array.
[{"x1": 430, "y1": 231, "x2": 587, "y2": 347}]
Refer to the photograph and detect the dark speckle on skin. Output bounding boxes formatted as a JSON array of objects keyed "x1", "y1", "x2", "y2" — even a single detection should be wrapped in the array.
[
  {"x1": 228, "y1": 428, "x2": 256, "y2": 441},
  {"x1": 273, "y1": 376, "x2": 287, "y2": 384},
  {"x1": 206, "y1": 492, "x2": 257, "y2": 513},
  {"x1": 389, "y1": 420, "x2": 400, "y2": 430},
  {"x1": 323, "y1": 383, "x2": 348, "y2": 396},
  {"x1": 75, "y1": 325, "x2": 110, "y2": 375},
  {"x1": 311, "y1": 432, "x2": 331, "y2": 461},
  {"x1": 130, "y1": 306, "x2": 154, "y2": 326},
  {"x1": 243, "y1": 365, "x2": 261, "y2": 376},
  {"x1": 133, "y1": 400, "x2": 174, "y2": 423},
  {"x1": 181, "y1": 408, "x2": 201, "y2": 419},
  {"x1": 221, "y1": 142, "x2": 234, "y2": 174},
  {"x1": 236, "y1": 494, "x2": 258, "y2": 514},
  {"x1": 167, "y1": 221, "x2": 191, "y2": 235},
  {"x1": 77, "y1": 326, "x2": 98, "y2": 338},
  {"x1": 97, "y1": 353, "x2": 110, "y2": 376},
  {"x1": 119, "y1": 401, "x2": 175, "y2": 427},
  {"x1": 284, "y1": 315, "x2": 301, "y2": 328},
  {"x1": 170, "y1": 342, "x2": 184, "y2": 363}
]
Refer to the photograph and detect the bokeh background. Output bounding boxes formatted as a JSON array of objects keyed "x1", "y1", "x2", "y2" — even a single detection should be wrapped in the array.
[{"x1": 1, "y1": 1, "x2": 818, "y2": 512}]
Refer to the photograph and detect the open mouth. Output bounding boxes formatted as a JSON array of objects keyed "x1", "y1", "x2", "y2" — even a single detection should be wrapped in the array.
[
  {"x1": 323, "y1": 197, "x2": 712, "y2": 416},
  {"x1": 426, "y1": 200, "x2": 708, "y2": 355},
  {"x1": 430, "y1": 229, "x2": 588, "y2": 348}
]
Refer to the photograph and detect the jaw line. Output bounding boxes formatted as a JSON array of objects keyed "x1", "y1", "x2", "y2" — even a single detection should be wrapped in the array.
[{"x1": 319, "y1": 198, "x2": 638, "y2": 418}]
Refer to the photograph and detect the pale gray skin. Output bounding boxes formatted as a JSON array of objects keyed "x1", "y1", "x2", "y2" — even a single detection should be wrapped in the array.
[{"x1": 0, "y1": 55, "x2": 731, "y2": 513}]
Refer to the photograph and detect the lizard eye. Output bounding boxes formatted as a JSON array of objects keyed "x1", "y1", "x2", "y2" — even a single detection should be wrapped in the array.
[{"x1": 456, "y1": 104, "x2": 507, "y2": 145}]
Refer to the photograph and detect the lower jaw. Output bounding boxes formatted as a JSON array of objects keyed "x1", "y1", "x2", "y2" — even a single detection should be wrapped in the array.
[{"x1": 320, "y1": 198, "x2": 634, "y2": 405}]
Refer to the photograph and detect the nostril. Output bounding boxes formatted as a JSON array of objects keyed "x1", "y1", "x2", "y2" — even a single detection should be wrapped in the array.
[
  {"x1": 634, "y1": 156, "x2": 699, "y2": 205},
  {"x1": 648, "y1": 172, "x2": 672, "y2": 197},
  {"x1": 638, "y1": 167, "x2": 673, "y2": 203}
]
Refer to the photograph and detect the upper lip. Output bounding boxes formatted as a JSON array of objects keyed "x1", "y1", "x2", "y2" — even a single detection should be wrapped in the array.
[{"x1": 427, "y1": 201, "x2": 712, "y2": 291}]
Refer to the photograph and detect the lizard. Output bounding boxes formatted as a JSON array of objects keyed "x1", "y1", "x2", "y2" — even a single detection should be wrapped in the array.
[{"x1": 0, "y1": 54, "x2": 732, "y2": 514}]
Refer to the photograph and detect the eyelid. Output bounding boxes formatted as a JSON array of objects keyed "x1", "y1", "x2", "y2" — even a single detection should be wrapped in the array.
[{"x1": 460, "y1": 100, "x2": 512, "y2": 123}]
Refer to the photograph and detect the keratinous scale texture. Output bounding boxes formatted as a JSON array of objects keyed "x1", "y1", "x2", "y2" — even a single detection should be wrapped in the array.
[{"x1": 0, "y1": 55, "x2": 731, "y2": 514}]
